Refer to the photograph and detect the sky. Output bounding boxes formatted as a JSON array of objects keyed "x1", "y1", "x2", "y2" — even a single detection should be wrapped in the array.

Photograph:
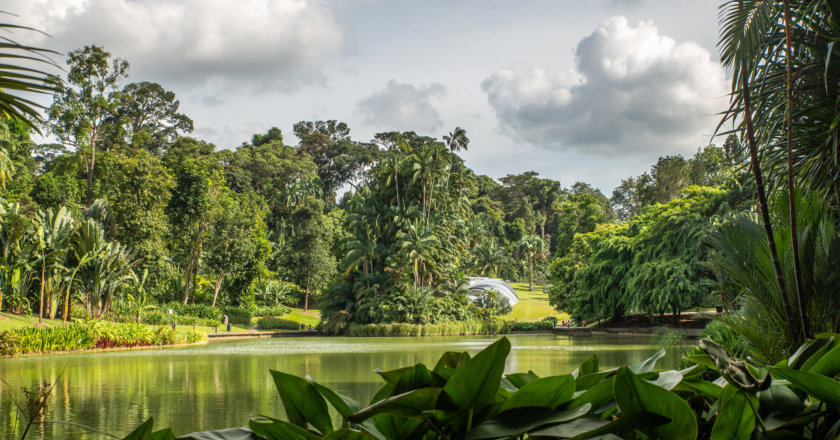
[{"x1": 8, "y1": 0, "x2": 728, "y2": 194}]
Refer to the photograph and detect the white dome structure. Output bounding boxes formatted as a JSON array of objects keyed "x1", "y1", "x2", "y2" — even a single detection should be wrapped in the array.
[{"x1": 467, "y1": 277, "x2": 518, "y2": 306}]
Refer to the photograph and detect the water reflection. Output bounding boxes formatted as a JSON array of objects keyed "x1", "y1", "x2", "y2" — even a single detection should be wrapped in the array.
[{"x1": 0, "y1": 334, "x2": 676, "y2": 438}]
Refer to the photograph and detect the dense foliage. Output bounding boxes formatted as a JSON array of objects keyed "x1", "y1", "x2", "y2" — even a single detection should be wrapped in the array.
[{"x1": 548, "y1": 186, "x2": 743, "y2": 323}]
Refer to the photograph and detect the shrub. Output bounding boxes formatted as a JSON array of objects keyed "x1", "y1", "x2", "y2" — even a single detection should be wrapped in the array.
[
  {"x1": 257, "y1": 317, "x2": 299, "y2": 330},
  {"x1": 254, "y1": 305, "x2": 291, "y2": 317},
  {"x1": 140, "y1": 310, "x2": 218, "y2": 327},
  {"x1": 342, "y1": 319, "x2": 511, "y2": 337},
  {"x1": 222, "y1": 306, "x2": 252, "y2": 325},
  {"x1": 512, "y1": 317, "x2": 557, "y2": 332},
  {"x1": 0, "y1": 321, "x2": 204, "y2": 354}
]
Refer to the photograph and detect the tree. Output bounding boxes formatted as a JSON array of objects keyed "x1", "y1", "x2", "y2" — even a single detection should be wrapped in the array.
[
  {"x1": 515, "y1": 235, "x2": 547, "y2": 291},
  {"x1": 470, "y1": 239, "x2": 507, "y2": 278},
  {"x1": 105, "y1": 81, "x2": 193, "y2": 154},
  {"x1": 100, "y1": 150, "x2": 173, "y2": 288},
  {"x1": 167, "y1": 152, "x2": 224, "y2": 304},
  {"x1": 46, "y1": 46, "x2": 129, "y2": 206},
  {"x1": 278, "y1": 197, "x2": 336, "y2": 311},
  {"x1": 205, "y1": 193, "x2": 270, "y2": 307},
  {"x1": 718, "y1": 0, "x2": 802, "y2": 344}
]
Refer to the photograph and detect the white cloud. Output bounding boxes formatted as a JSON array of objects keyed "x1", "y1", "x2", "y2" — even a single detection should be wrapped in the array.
[
  {"x1": 7, "y1": 0, "x2": 343, "y2": 92},
  {"x1": 481, "y1": 16, "x2": 727, "y2": 156},
  {"x1": 356, "y1": 80, "x2": 447, "y2": 133}
]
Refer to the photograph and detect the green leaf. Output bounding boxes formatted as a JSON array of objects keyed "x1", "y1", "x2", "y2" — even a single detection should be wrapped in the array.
[
  {"x1": 574, "y1": 368, "x2": 618, "y2": 391},
  {"x1": 770, "y1": 367, "x2": 840, "y2": 407},
  {"x1": 646, "y1": 370, "x2": 683, "y2": 391},
  {"x1": 124, "y1": 419, "x2": 155, "y2": 440},
  {"x1": 505, "y1": 371, "x2": 540, "y2": 389},
  {"x1": 674, "y1": 379, "x2": 723, "y2": 400},
  {"x1": 787, "y1": 337, "x2": 834, "y2": 370},
  {"x1": 433, "y1": 351, "x2": 469, "y2": 381},
  {"x1": 630, "y1": 348, "x2": 665, "y2": 374},
  {"x1": 572, "y1": 355, "x2": 599, "y2": 378},
  {"x1": 349, "y1": 387, "x2": 442, "y2": 423},
  {"x1": 393, "y1": 364, "x2": 432, "y2": 395},
  {"x1": 468, "y1": 404, "x2": 591, "y2": 439},
  {"x1": 758, "y1": 384, "x2": 803, "y2": 415},
  {"x1": 306, "y1": 376, "x2": 360, "y2": 418},
  {"x1": 442, "y1": 337, "x2": 511, "y2": 412},
  {"x1": 270, "y1": 370, "x2": 333, "y2": 434},
  {"x1": 711, "y1": 385, "x2": 756, "y2": 440},
  {"x1": 613, "y1": 367, "x2": 698, "y2": 440},
  {"x1": 528, "y1": 411, "x2": 669, "y2": 439},
  {"x1": 323, "y1": 428, "x2": 373, "y2": 439},
  {"x1": 808, "y1": 344, "x2": 840, "y2": 378},
  {"x1": 249, "y1": 417, "x2": 322, "y2": 440},
  {"x1": 499, "y1": 375, "x2": 575, "y2": 412},
  {"x1": 568, "y1": 376, "x2": 615, "y2": 411},
  {"x1": 685, "y1": 354, "x2": 718, "y2": 371},
  {"x1": 176, "y1": 428, "x2": 252, "y2": 440}
]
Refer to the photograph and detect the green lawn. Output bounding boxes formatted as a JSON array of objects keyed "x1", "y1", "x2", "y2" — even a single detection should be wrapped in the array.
[{"x1": 502, "y1": 283, "x2": 569, "y2": 322}]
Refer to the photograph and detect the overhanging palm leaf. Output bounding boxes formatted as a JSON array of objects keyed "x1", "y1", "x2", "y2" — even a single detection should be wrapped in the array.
[{"x1": 0, "y1": 15, "x2": 61, "y2": 131}]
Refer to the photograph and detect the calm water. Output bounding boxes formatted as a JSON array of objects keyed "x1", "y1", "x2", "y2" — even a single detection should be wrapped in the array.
[{"x1": 0, "y1": 334, "x2": 674, "y2": 438}]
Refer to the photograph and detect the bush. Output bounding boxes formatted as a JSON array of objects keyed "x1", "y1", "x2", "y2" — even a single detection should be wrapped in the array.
[
  {"x1": 161, "y1": 302, "x2": 222, "y2": 321},
  {"x1": 257, "y1": 317, "x2": 300, "y2": 330},
  {"x1": 222, "y1": 306, "x2": 252, "y2": 325},
  {"x1": 254, "y1": 305, "x2": 291, "y2": 317},
  {"x1": 512, "y1": 316, "x2": 558, "y2": 331},
  {"x1": 0, "y1": 321, "x2": 206, "y2": 355},
  {"x1": 140, "y1": 310, "x2": 219, "y2": 327},
  {"x1": 343, "y1": 319, "x2": 512, "y2": 337}
]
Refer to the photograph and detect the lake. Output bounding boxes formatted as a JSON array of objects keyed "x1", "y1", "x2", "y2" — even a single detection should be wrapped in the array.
[{"x1": 0, "y1": 334, "x2": 676, "y2": 438}]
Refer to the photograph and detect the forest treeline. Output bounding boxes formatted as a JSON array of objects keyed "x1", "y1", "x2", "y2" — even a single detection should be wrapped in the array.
[{"x1": 0, "y1": 44, "x2": 749, "y2": 330}]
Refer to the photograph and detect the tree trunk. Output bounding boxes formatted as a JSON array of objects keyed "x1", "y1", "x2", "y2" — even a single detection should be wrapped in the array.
[
  {"x1": 782, "y1": 0, "x2": 808, "y2": 339},
  {"x1": 39, "y1": 258, "x2": 45, "y2": 323},
  {"x1": 182, "y1": 260, "x2": 193, "y2": 305},
  {"x1": 741, "y1": 66, "x2": 802, "y2": 345},
  {"x1": 528, "y1": 258, "x2": 534, "y2": 291},
  {"x1": 211, "y1": 272, "x2": 224, "y2": 307},
  {"x1": 304, "y1": 269, "x2": 311, "y2": 312}
]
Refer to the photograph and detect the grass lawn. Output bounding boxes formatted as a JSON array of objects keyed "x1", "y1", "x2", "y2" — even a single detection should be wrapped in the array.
[
  {"x1": 502, "y1": 282, "x2": 569, "y2": 322},
  {"x1": 285, "y1": 308, "x2": 320, "y2": 327}
]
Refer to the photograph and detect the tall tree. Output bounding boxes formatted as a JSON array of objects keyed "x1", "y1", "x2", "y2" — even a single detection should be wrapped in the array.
[
  {"x1": 46, "y1": 46, "x2": 129, "y2": 206},
  {"x1": 105, "y1": 81, "x2": 194, "y2": 154},
  {"x1": 167, "y1": 149, "x2": 224, "y2": 304}
]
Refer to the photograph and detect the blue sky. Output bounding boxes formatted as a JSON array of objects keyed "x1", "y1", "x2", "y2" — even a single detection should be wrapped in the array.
[{"x1": 11, "y1": 0, "x2": 726, "y2": 193}]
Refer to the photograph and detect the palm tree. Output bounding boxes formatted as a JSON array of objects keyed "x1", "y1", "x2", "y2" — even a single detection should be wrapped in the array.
[
  {"x1": 396, "y1": 219, "x2": 440, "y2": 288},
  {"x1": 717, "y1": 0, "x2": 802, "y2": 344},
  {"x1": 443, "y1": 127, "x2": 469, "y2": 154},
  {"x1": 470, "y1": 239, "x2": 507, "y2": 278},
  {"x1": 515, "y1": 235, "x2": 547, "y2": 291}
]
